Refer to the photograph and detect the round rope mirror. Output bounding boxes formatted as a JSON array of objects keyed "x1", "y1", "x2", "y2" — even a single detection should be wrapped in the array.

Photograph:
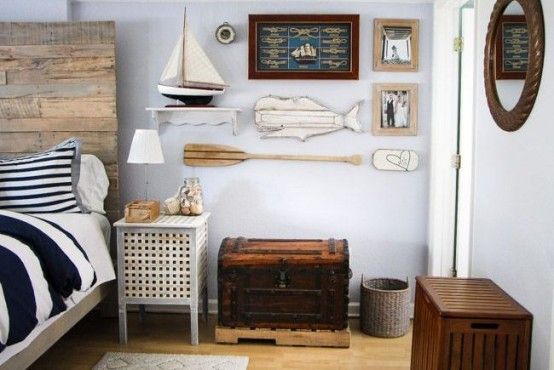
[{"x1": 484, "y1": 0, "x2": 545, "y2": 131}]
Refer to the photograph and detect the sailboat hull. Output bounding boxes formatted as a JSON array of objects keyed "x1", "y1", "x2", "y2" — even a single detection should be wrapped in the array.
[
  {"x1": 162, "y1": 93, "x2": 213, "y2": 105},
  {"x1": 158, "y1": 84, "x2": 225, "y2": 105}
]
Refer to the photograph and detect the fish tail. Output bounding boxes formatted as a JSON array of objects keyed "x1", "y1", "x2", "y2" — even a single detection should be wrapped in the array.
[{"x1": 343, "y1": 102, "x2": 362, "y2": 132}]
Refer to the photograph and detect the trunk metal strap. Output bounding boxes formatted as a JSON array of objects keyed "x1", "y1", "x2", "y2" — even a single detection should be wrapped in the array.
[{"x1": 329, "y1": 238, "x2": 336, "y2": 254}]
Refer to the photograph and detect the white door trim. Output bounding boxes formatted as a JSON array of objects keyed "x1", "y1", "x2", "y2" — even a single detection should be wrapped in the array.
[
  {"x1": 455, "y1": 5, "x2": 476, "y2": 278},
  {"x1": 428, "y1": 0, "x2": 475, "y2": 277},
  {"x1": 551, "y1": 288, "x2": 554, "y2": 370}
]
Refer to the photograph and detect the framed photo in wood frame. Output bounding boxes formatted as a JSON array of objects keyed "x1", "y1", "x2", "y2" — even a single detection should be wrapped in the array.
[
  {"x1": 248, "y1": 14, "x2": 359, "y2": 80},
  {"x1": 372, "y1": 83, "x2": 418, "y2": 136},
  {"x1": 494, "y1": 15, "x2": 528, "y2": 80},
  {"x1": 373, "y1": 19, "x2": 419, "y2": 72}
]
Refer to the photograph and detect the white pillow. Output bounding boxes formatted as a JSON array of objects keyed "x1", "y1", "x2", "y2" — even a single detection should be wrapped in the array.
[{"x1": 77, "y1": 154, "x2": 109, "y2": 214}]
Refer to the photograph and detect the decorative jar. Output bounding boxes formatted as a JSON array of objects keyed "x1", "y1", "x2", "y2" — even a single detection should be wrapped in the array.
[{"x1": 179, "y1": 177, "x2": 203, "y2": 216}]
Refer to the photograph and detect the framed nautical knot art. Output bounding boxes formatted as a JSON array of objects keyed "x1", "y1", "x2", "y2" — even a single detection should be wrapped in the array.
[
  {"x1": 495, "y1": 15, "x2": 528, "y2": 80},
  {"x1": 373, "y1": 19, "x2": 419, "y2": 72},
  {"x1": 372, "y1": 83, "x2": 418, "y2": 136},
  {"x1": 248, "y1": 14, "x2": 359, "y2": 79}
]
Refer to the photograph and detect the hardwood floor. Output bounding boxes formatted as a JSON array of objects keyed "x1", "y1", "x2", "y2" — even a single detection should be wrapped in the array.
[{"x1": 30, "y1": 313, "x2": 412, "y2": 369}]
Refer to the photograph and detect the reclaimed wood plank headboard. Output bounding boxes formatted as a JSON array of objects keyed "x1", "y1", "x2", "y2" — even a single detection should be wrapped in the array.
[{"x1": 0, "y1": 21, "x2": 120, "y2": 222}]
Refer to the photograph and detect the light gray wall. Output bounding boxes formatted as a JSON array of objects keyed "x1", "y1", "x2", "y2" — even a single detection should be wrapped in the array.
[
  {"x1": 473, "y1": 1, "x2": 554, "y2": 369},
  {"x1": 2, "y1": 1, "x2": 433, "y2": 303},
  {"x1": 0, "y1": 0, "x2": 69, "y2": 22}
]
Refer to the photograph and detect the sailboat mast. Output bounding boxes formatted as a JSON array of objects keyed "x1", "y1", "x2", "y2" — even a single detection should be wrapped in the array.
[{"x1": 181, "y1": 7, "x2": 187, "y2": 87}]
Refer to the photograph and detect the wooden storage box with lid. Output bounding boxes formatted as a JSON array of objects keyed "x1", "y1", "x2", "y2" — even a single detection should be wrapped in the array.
[
  {"x1": 217, "y1": 238, "x2": 350, "y2": 331},
  {"x1": 411, "y1": 276, "x2": 533, "y2": 370}
]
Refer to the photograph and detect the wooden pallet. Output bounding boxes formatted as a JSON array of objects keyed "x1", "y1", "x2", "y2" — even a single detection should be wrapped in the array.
[
  {"x1": 0, "y1": 21, "x2": 120, "y2": 222},
  {"x1": 215, "y1": 326, "x2": 350, "y2": 348}
]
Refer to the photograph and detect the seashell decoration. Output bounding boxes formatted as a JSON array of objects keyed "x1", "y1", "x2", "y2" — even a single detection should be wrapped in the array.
[
  {"x1": 163, "y1": 179, "x2": 204, "y2": 216},
  {"x1": 164, "y1": 196, "x2": 181, "y2": 215}
]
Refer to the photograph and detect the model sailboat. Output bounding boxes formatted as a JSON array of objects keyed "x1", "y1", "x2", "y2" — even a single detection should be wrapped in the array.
[{"x1": 158, "y1": 10, "x2": 227, "y2": 105}]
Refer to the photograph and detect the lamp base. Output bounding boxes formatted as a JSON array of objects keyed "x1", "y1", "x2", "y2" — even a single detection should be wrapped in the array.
[{"x1": 124, "y1": 200, "x2": 160, "y2": 223}]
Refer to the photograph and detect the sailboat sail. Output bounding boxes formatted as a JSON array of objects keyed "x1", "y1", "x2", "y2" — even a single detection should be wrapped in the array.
[
  {"x1": 159, "y1": 34, "x2": 184, "y2": 87},
  {"x1": 159, "y1": 20, "x2": 227, "y2": 90},
  {"x1": 185, "y1": 27, "x2": 226, "y2": 88}
]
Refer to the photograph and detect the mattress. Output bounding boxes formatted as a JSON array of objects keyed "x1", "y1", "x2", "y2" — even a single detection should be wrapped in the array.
[{"x1": 0, "y1": 212, "x2": 115, "y2": 364}]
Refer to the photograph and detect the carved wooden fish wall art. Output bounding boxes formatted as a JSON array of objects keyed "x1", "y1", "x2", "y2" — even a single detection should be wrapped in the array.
[
  {"x1": 372, "y1": 149, "x2": 418, "y2": 171},
  {"x1": 254, "y1": 95, "x2": 363, "y2": 141}
]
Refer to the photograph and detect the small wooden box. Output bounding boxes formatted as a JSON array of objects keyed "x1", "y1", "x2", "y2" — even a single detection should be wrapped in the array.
[
  {"x1": 218, "y1": 238, "x2": 350, "y2": 331},
  {"x1": 124, "y1": 200, "x2": 160, "y2": 223},
  {"x1": 411, "y1": 276, "x2": 532, "y2": 370}
]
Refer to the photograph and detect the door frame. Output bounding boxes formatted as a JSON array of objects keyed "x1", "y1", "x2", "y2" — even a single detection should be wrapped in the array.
[{"x1": 428, "y1": 0, "x2": 476, "y2": 277}]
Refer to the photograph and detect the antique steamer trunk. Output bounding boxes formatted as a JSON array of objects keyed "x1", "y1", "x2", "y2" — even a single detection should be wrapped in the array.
[
  {"x1": 218, "y1": 238, "x2": 350, "y2": 330},
  {"x1": 411, "y1": 276, "x2": 533, "y2": 370}
]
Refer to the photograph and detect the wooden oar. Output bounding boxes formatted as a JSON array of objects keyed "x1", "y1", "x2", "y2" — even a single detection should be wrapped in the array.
[{"x1": 184, "y1": 143, "x2": 362, "y2": 167}]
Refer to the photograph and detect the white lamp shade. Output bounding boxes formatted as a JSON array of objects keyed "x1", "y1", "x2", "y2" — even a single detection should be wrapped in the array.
[{"x1": 127, "y1": 129, "x2": 165, "y2": 164}]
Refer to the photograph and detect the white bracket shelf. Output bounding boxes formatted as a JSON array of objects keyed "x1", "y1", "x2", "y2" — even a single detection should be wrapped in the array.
[{"x1": 147, "y1": 107, "x2": 241, "y2": 135}]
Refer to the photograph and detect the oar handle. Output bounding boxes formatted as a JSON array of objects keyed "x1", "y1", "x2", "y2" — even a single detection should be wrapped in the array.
[{"x1": 250, "y1": 153, "x2": 362, "y2": 165}]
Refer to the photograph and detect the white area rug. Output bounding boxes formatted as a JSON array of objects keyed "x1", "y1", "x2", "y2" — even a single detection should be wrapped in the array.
[{"x1": 93, "y1": 352, "x2": 249, "y2": 370}]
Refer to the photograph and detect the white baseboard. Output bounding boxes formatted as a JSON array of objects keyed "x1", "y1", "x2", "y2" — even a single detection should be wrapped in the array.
[{"x1": 129, "y1": 300, "x2": 415, "y2": 319}]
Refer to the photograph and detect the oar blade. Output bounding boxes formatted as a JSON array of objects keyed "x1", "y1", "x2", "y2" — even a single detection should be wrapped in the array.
[
  {"x1": 185, "y1": 143, "x2": 244, "y2": 153},
  {"x1": 184, "y1": 157, "x2": 242, "y2": 167},
  {"x1": 184, "y1": 143, "x2": 248, "y2": 167}
]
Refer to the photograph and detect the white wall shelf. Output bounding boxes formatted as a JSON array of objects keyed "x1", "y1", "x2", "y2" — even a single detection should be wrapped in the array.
[
  {"x1": 73, "y1": 0, "x2": 432, "y2": 4},
  {"x1": 147, "y1": 107, "x2": 240, "y2": 135}
]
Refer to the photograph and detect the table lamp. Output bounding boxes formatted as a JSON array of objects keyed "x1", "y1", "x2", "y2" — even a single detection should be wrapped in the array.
[{"x1": 126, "y1": 129, "x2": 164, "y2": 222}]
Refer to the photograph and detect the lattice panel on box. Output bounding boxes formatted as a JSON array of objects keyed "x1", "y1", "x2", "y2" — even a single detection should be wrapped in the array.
[
  {"x1": 123, "y1": 231, "x2": 191, "y2": 299},
  {"x1": 197, "y1": 222, "x2": 208, "y2": 293}
]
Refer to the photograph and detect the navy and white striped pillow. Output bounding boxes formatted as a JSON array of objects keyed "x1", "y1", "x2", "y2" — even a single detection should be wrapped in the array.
[{"x1": 0, "y1": 138, "x2": 84, "y2": 213}]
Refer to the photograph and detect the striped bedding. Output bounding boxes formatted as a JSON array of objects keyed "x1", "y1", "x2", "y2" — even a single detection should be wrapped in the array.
[
  {"x1": 0, "y1": 210, "x2": 96, "y2": 352},
  {"x1": 0, "y1": 138, "x2": 83, "y2": 213}
]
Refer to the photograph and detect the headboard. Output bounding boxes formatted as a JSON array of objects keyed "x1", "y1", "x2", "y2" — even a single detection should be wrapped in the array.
[{"x1": 0, "y1": 21, "x2": 120, "y2": 222}]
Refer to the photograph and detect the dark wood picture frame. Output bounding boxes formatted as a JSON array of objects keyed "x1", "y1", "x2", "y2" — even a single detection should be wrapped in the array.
[
  {"x1": 494, "y1": 15, "x2": 528, "y2": 80},
  {"x1": 248, "y1": 14, "x2": 359, "y2": 80}
]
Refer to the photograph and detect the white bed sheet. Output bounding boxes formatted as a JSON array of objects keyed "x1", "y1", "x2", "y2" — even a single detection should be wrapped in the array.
[{"x1": 0, "y1": 213, "x2": 115, "y2": 364}]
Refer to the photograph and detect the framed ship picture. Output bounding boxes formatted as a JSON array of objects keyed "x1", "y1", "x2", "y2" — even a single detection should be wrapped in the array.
[
  {"x1": 495, "y1": 15, "x2": 528, "y2": 80},
  {"x1": 373, "y1": 19, "x2": 419, "y2": 72},
  {"x1": 248, "y1": 14, "x2": 359, "y2": 80}
]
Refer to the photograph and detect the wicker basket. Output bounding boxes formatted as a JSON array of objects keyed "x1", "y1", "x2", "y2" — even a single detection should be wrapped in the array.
[{"x1": 360, "y1": 277, "x2": 410, "y2": 338}]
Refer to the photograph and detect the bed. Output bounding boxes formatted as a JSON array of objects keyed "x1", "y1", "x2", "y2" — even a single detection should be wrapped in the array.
[
  {"x1": 0, "y1": 21, "x2": 120, "y2": 369},
  {"x1": 0, "y1": 212, "x2": 115, "y2": 370}
]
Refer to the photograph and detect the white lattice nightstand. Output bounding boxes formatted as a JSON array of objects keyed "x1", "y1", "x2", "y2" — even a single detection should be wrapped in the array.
[{"x1": 114, "y1": 213, "x2": 210, "y2": 345}]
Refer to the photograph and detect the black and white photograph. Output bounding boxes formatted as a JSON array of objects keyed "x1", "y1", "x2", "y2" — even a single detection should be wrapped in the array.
[
  {"x1": 381, "y1": 26, "x2": 413, "y2": 65},
  {"x1": 373, "y1": 83, "x2": 418, "y2": 136},
  {"x1": 373, "y1": 19, "x2": 419, "y2": 72},
  {"x1": 380, "y1": 90, "x2": 411, "y2": 128}
]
